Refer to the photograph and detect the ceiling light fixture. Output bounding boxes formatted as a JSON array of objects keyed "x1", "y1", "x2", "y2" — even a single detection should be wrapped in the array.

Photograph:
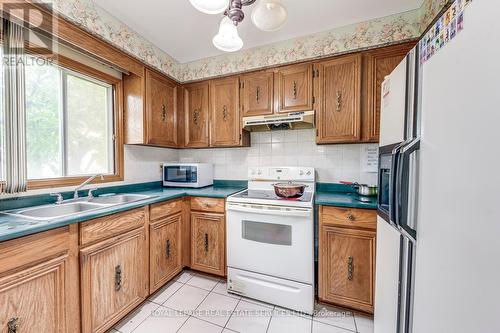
[{"x1": 189, "y1": 0, "x2": 288, "y2": 52}]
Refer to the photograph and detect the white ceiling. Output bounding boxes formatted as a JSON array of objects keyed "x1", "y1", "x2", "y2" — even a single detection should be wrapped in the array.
[{"x1": 94, "y1": 0, "x2": 424, "y2": 63}]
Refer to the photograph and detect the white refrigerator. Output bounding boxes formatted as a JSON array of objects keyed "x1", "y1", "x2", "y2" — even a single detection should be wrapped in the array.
[{"x1": 375, "y1": 1, "x2": 500, "y2": 332}]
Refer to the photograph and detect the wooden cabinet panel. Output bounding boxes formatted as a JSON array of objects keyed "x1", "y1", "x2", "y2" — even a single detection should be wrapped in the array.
[
  {"x1": 241, "y1": 71, "x2": 274, "y2": 116},
  {"x1": 191, "y1": 212, "x2": 225, "y2": 276},
  {"x1": 150, "y1": 199, "x2": 183, "y2": 221},
  {"x1": 362, "y1": 42, "x2": 415, "y2": 142},
  {"x1": 184, "y1": 82, "x2": 210, "y2": 148},
  {"x1": 0, "y1": 255, "x2": 68, "y2": 333},
  {"x1": 319, "y1": 225, "x2": 376, "y2": 313},
  {"x1": 80, "y1": 227, "x2": 148, "y2": 333},
  {"x1": 316, "y1": 54, "x2": 362, "y2": 144},
  {"x1": 321, "y1": 206, "x2": 377, "y2": 230},
  {"x1": 210, "y1": 77, "x2": 243, "y2": 147},
  {"x1": 190, "y1": 197, "x2": 225, "y2": 213},
  {"x1": 150, "y1": 213, "x2": 183, "y2": 293},
  {"x1": 276, "y1": 64, "x2": 313, "y2": 113},
  {"x1": 79, "y1": 207, "x2": 146, "y2": 246},
  {"x1": 145, "y1": 69, "x2": 178, "y2": 147}
]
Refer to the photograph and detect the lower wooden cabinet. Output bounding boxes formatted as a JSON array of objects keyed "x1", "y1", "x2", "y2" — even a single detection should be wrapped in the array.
[
  {"x1": 80, "y1": 227, "x2": 148, "y2": 333},
  {"x1": 0, "y1": 255, "x2": 69, "y2": 333},
  {"x1": 319, "y1": 206, "x2": 376, "y2": 313},
  {"x1": 190, "y1": 211, "x2": 225, "y2": 276},
  {"x1": 0, "y1": 227, "x2": 79, "y2": 333},
  {"x1": 150, "y1": 212, "x2": 183, "y2": 293}
]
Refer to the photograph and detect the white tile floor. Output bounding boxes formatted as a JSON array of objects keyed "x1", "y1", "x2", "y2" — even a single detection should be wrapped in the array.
[{"x1": 111, "y1": 270, "x2": 374, "y2": 333}]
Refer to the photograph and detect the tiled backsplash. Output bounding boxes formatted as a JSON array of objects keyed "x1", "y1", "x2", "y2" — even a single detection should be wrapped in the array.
[{"x1": 179, "y1": 129, "x2": 378, "y2": 184}]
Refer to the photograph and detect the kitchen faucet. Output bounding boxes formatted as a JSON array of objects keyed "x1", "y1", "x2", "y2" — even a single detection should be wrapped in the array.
[{"x1": 74, "y1": 174, "x2": 104, "y2": 199}]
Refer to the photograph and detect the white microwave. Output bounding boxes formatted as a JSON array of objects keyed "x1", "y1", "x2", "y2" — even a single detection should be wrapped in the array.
[{"x1": 162, "y1": 163, "x2": 213, "y2": 188}]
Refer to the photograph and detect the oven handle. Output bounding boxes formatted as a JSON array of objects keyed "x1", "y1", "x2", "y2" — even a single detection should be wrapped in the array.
[{"x1": 226, "y1": 203, "x2": 312, "y2": 217}]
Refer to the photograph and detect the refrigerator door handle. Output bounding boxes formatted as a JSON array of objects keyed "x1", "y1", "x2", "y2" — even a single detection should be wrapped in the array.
[
  {"x1": 390, "y1": 142, "x2": 405, "y2": 225},
  {"x1": 399, "y1": 139, "x2": 420, "y2": 240}
]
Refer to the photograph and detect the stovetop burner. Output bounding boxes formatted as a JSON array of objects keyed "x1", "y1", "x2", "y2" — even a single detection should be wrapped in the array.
[{"x1": 231, "y1": 189, "x2": 313, "y2": 203}]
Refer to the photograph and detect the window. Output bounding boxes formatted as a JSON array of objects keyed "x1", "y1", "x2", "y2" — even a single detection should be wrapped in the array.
[{"x1": 25, "y1": 57, "x2": 115, "y2": 180}]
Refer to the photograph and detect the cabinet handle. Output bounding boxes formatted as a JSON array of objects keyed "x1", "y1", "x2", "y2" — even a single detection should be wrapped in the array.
[
  {"x1": 292, "y1": 81, "x2": 297, "y2": 99},
  {"x1": 222, "y1": 105, "x2": 228, "y2": 121},
  {"x1": 193, "y1": 108, "x2": 200, "y2": 125},
  {"x1": 204, "y1": 233, "x2": 209, "y2": 253},
  {"x1": 7, "y1": 317, "x2": 19, "y2": 333},
  {"x1": 256, "y1": 86, "x2": 261, "y2": 103},
  {"x1": 347, "y1": 214, "x2": 355, "y2": 222},
  {"x1": 347, "y1": 256, "x2": 354, "y2": 281},
  {"x1": 161, "y1": 105, "x2": 167, "y2": 121},
  {"x1": 336, "y1": 91, "x2": 342, "y2": 112},
  {"x1": 115, "y1": 265, "x2": 122, "y2": 291},
  {"x1": 166, "y1": 239, "x2": 171, "y2": 259}
]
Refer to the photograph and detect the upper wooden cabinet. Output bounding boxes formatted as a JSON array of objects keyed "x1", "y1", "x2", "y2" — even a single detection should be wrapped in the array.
[
  {"x1": 241, "y1": 71, "x2": 274, "y2": 117},
  {"x1": 184, "y1": 82, "x2": 210, "y2": 148},
  {"x1": 124, "y1": 68, "x2": 178, "y2": 148},
  {"x1": 145, "y1": 69, "x2": 178, "y2": 147},
  {"x1": 210, "y1": 77, "x2": 249, "y2": 147},
  {"x1": 315, "y1": 54, "x2": 362, "y2": 144},
  {"x1": 361, "y1": 42, "x2": 415, "y2": 142},
  {"x1": 276, "y1": 63, "x2": 314, "y2": 113}
]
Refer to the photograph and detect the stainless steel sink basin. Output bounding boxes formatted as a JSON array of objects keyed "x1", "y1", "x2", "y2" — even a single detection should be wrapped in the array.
[
  {"x1": 15, "y1": 202, "x2": 106, "y2": 220},
  {"x1": 88, "y1": 194, "x2": 151, "y2": 205}
]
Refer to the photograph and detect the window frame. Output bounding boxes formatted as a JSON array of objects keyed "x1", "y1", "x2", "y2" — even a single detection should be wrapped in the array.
[{"x1": 25, "y1": 50, "x2": 124, "y2": 190}]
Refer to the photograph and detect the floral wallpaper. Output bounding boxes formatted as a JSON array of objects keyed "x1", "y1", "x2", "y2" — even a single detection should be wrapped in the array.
[{"x1": 46, "y1": 0, "x2": 448, "y2": 82}]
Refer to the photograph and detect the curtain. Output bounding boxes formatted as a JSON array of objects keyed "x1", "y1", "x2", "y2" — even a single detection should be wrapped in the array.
[{"x1": 1, "y1": 19, "x2": 27, "y2": 193}]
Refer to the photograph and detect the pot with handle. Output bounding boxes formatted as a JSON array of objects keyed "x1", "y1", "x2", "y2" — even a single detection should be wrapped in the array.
[
  {"x1": 273, "y1": 181, "x2": 308, "y2": 198},
  {"x1": 340, "y1": 181, "x2": 378, "y2": 197}
]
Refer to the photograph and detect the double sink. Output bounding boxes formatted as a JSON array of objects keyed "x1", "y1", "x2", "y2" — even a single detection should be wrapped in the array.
[{"x1": 6, "y1": 194, "x2": 154, "y2": 221}]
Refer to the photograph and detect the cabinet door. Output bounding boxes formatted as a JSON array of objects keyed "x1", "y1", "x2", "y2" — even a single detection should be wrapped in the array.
[
  {"x1": 191, "y1": 212, "x2": 225, "y2": 276},
  {"x1": 316, "y1": 54, "x2": 362, "y2": 144},
  {"x1": 80, "y1": 227, "x2": 148, "y2": 333},
  {"x1": 210, "y1": 77, "x2": 241, "y2": 147},
  {"x1": 241, "y1": 71, "x2": 274, "y2": 116},
  {"x1": 150, "y1": 213, "x2": 183, "y2": 293},
  {"x1": 319, "y1": 225, "x2": 375, "y2": 313},
  {"x1": 0, "y1": 256, "x2": 68, "y2": 333},
  {"x1": 362, "y1": 42, "x2": 414, "y2": 142},
  {"x1": 276, "y1": 63, "x2": 313, "y2": 113},
  {"x1": 145, "y1": 69, "x2": 178, "y2": 147},
  {"x1": 184, "y1": 82, "x2": 210, "y2": 148}
]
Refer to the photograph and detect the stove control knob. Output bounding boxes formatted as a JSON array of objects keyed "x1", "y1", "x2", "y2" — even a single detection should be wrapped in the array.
[
  {"x1": 257, "y1": 169, "x2": 262, "y2": 175},
  {"x1": 306, "y1": 170, "x2": 312, "y2": 176},
  {"x1": 251, "y1": 169, "x2": 256, "y2": 175},
  {"x1": 299, "y1": 170, "x2": 304, "y2": 176}
]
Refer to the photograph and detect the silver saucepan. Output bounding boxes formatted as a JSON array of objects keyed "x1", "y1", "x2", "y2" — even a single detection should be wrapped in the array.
[
  {"x1": 341, "y1": 181, "x2": 378, "y2": 197},
  {"x1": 273, "y1": 181, "x2": 308, "y2": 198}
]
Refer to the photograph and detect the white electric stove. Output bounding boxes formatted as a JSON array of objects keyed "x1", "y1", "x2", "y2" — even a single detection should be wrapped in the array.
[{"x1": 226, "y1": 166, "x2": 315, "y2": 314}]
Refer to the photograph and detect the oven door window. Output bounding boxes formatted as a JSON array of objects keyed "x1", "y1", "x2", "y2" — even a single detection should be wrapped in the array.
[
  {"x1": 164, "y1": 166, "x2": 197, "y2": 183},
  {"x1": 242, "y1": 220, "x2": 292, "y2": 246}
]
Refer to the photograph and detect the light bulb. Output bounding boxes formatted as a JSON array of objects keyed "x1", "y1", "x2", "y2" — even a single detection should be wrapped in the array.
[
  {"x1": 189, "y1": 0, "x2": 229, "y2": 15},
  {"x1": 213, "y1": 16, "x2": 243, "y2": 52},
  {"x1": 251, "y1": 0, "x2": 287, "y2": 32}
]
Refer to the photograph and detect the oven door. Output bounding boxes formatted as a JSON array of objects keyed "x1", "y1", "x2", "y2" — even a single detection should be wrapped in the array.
[
  {"x1": 226, "y1": 202, "x2": 314, "y2": 284},
  {"x1": 163, "y1": 165, "x2": 197, "y2": 184}
]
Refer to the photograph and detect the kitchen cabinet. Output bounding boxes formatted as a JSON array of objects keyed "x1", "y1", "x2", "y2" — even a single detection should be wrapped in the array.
[
  {"x1": 124, "y1": 68, "x2": 178, "y2": 148},
  {"x1": 319, "y1": 206, "x2": 377, "y2": 313},
  {"x1": 190, "y1": 197, "x2": 225, "y2": 276},
  {"x1": 276, "y1": 63, "x2": 314, "y2": 113},
  {"x1": 209, "y1": 76, "x2": 250, "y2": 147},
  {"x1": 315, "y1": 54, "x2": 362, "y2": 144},
  {"x1": 80, "y1": 210, "x2": 148, "y2": 333},
  {"x1": 0, "y1": 227, "x2": 79, "y2": 333},
  {"x1": 241, "y1": 71, "x2": 274, "y2": 116},
  {"x1": 361, "y1": 42, "x2": 415, "y2": 142},
  {"x1": 150, "y1": 212, "x2": 183, "y2": 293},
  {"x1": 184, "y1": 82, "x2": 210, "y2": 148}
]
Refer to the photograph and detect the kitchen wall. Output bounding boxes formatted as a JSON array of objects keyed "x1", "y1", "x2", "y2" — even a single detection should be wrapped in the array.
[{"x1": 179, "y1": 129, "x2": 378, "y2": 185}]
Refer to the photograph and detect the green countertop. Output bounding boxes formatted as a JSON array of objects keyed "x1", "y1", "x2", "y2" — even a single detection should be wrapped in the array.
[
  {"x1": 0, "y1": 181, "x2": 246, "y2": 242},
  {"x1": 0, "y1": 181, "x2": 377, "y2": 243}
]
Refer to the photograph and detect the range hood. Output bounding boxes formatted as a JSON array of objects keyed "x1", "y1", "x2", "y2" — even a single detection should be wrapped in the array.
[{"x1": 242, "y1": 111, "x2": 315, "y2": 131}]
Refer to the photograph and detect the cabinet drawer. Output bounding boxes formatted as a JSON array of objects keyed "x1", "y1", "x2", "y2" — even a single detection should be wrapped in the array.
[
  {"x1": 321, "y1": 206, "x2": 376, "y2": 230},
  {"x1": 191, "y1": 197, "x2": 225, "y2": 213},
  {"x1": 150, "y1": 199, "x2": 183, "y2": 221},
  {"x1": 80, "y1": 207, "x2": 147, "y2": 246}
]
